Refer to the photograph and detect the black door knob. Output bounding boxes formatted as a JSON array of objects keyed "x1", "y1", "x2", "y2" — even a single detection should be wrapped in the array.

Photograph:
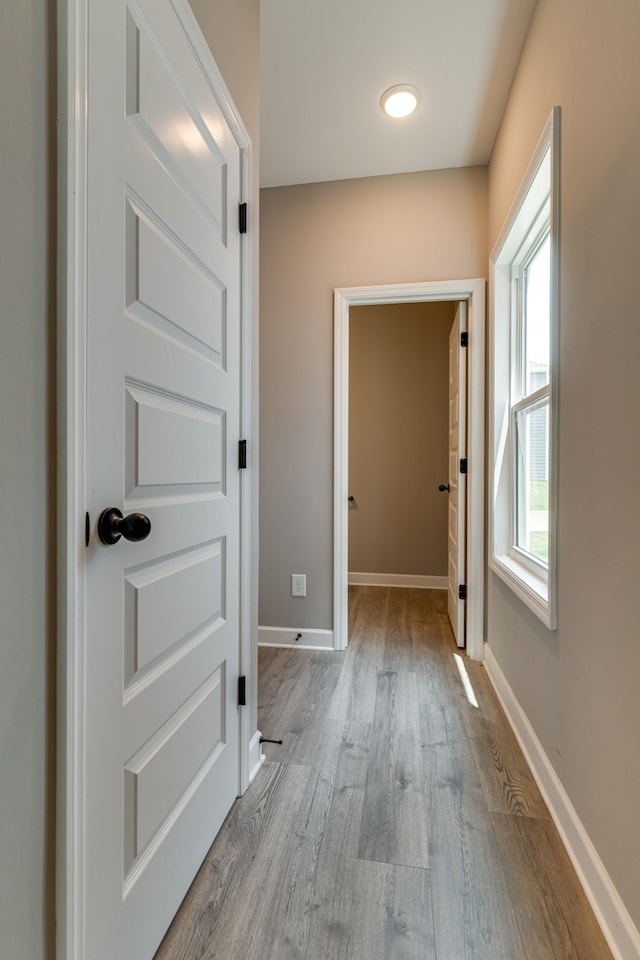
[
  {"x1": 438, "y1": 484, "x2": 450, "y2": 493},
  {"x1": 98, "y1": 507, "x2": 152, "y2": 545}
]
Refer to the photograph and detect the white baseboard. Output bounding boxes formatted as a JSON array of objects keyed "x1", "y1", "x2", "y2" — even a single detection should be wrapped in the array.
[
  {"x1": 348, "y1": 572, "x2": 448, "y2": 589},
  {"x1": 258, "y1": 626, "x2": 335, "y2": 651},
  {"x1": 484, "y1": 645, "x2": 640, "y2": 960},
  {"x1": 248, "y1": 730, "x2": 265, "y2": 784}
]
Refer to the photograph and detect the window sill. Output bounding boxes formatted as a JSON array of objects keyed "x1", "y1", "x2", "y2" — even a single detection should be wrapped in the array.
[{"x1": 490, "y1": 553, "x2": 557, "y2": 630}]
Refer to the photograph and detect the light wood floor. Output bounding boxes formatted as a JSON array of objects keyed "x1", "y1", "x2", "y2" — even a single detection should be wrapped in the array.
[{"x1": 156, "y1": 586, "x2": 613, "y2": 960}]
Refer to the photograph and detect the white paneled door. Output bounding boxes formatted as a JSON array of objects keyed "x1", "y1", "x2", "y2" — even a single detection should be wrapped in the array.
[
  {"x1": 447, "y1": 304, "x2": 467, "y2": 647},
  {"x1": 82, "y1": 2, "x2": 244, "y2": 957}
]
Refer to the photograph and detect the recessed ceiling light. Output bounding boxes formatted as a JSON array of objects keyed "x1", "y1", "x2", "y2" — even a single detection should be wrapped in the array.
[{"x1": 380, "y1": 84, "x2": 421, "y2": 119}]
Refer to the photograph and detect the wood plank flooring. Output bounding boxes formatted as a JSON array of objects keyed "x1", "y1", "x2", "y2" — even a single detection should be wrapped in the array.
[{"x1": 155, "y1": 586, "x2": 613, "y2": 960}]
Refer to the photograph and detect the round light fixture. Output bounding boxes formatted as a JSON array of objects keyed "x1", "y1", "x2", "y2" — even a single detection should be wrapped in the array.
[{"x1": 380, "y1": 84, "x2": 420, "y2": 119}]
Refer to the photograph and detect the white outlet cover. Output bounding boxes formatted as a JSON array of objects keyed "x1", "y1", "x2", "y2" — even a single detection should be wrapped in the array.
[{"x1": 291, "y1": 574, "x2": 307, "y2": 597}]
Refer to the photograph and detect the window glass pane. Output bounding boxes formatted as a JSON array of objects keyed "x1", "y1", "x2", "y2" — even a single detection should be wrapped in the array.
[
  {"x1": 515, "y1": 399, "x2": 549, "y2": 563},
  {"x1": 524, "y1": 234, "x2": 550, "y2": 394}
]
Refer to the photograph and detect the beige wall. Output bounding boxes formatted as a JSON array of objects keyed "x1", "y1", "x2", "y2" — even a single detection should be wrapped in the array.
[
  {"x1": 0, "y1": 4, "x2": 259, "y2": 959},
  {"x1": 487, "y1": 0, "x2": 640, "y2": 931},
  {"x1": 349, "y1": 301, "x2": 454, "y2": 577},
  {"x1": 0, "y1": 2, "x2": 56, "y2": 957},
  {"x1": 260, "y1": 167, "x2": 487, "y2": 629}
]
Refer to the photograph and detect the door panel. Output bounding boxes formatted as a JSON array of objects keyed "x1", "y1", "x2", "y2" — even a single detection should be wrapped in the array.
[
  {"x1": 447, "y1": 304, "x2": 467, "y2": 646},
  {"x1": 123, "y1": 668, "x2": 224, "y2": 882},
  {"x1": 123, "y1": 539, "x2": 224, "y2": 685},
  {"x1": 83, "y1": 1, "x2": 243, "y2": 957},
  {"x1": 126, "y1": 11, "x2": 227, "y2": 230},
  {"x1": 126, "y1": 383, "x2": 225, "y2": 487},
  {"x1": 130, "y1": 212, "x2": 226, "y2": 359}
]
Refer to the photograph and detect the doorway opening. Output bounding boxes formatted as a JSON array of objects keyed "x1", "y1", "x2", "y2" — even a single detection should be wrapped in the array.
[
  {"x1": 333, "y1": 279, "x2": 485, "y2": 660},
  {"x1": 347, "y1": 300, "x2": 453, "y2": 588}
]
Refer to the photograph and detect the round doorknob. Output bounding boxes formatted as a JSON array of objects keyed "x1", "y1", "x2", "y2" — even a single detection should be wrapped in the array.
[
  {"x1": 438, "y1": 484, "x2": 450, "y2": 493},
  {"x1": 98, "y1": 507, "x2": 152, "y2": 545}
]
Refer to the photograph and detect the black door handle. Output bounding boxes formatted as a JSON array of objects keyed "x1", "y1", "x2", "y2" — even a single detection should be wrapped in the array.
[
  {"x1": 98, "y1": 507, "x2": 152, "y2": 545},
  {"x1": 438, "y1": 484, "x2": 450, "y2": 493}
]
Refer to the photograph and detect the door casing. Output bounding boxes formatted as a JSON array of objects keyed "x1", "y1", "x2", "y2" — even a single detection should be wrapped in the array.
[
  {"x1": 56, "y1": 1, "x2": 254, "y2": 956},
  {"x1": 333, "y1": 279, "x2": 485, "y2": 660}
]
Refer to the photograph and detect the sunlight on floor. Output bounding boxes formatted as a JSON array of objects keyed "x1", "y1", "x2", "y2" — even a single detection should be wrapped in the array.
[{"x1": 453, "y1": 653, "x2": 479, "y2": 708}]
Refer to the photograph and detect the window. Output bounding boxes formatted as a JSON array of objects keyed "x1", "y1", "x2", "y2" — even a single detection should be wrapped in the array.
[{"x1": 490, "y1": 108, "x2": 560, "y2": 628}]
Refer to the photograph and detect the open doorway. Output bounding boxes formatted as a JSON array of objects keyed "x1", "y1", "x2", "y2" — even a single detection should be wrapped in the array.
[
  {"x1": 333, "y1": 280, "x2": 485, "y2": 660},
  {"x1": 347, "y1": 300, "x2": 453, "y2": 593}
]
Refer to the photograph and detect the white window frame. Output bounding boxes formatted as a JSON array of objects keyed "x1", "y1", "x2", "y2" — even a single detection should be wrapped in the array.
[{"x1": 489, "y1": 107, "x2": 560, "y2": 629}]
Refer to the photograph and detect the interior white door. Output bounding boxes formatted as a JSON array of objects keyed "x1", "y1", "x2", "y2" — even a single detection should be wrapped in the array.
[
  {"x1": 447, "y1": 303, "x2": 467, "y2": 647},
  {"x1": 83, "y1": 2, "x2": 243, "y2": 957}
]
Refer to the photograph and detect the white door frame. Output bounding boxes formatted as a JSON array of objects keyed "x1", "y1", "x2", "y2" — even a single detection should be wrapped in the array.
[
  {"x1": 333, "y1": 279, "x2": 485, "y2": 660},
  {"x1": 56, "y1": 2, "x2": 254, "y2": 956}
]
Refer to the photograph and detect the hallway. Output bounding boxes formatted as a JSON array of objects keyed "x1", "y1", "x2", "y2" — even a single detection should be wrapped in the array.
[{"x1": 156, "y1": 587, "x2": 612, "y2": 959}]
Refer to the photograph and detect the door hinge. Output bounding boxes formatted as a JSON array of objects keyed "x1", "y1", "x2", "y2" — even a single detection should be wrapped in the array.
[
  {"x1": 238, "y1": 675, "x2": 247, "y2": 706},
  {"x1": 238, "y1": 439, "x2": 247, "y2": 469},
  {"x1": 460, "y1": 331, "x2": 469, "y2": 347},
  {"x1": 460, "y1": 457, "x2": 468, "y2": 474},
  {"x1": 459, "y1": 584, "x2": 467, "y2": 601},
  {"x1": 239, "y1": 202, "x2": 247, "y2": 234}
]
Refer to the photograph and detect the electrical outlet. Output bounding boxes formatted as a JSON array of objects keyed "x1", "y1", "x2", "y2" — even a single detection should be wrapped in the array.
[{"x1": 291, "y1": 574, "x2": 307, "y2": 597}]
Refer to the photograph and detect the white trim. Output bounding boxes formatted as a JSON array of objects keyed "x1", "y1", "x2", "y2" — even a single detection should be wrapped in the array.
[
  {"x1": 57, "y1": 1, "x2": 88, "y2": 956},
  {"x1": 489, "y1": 107, "x2": 560, "y2": 631},
  {"x1": 57, "y1": 3, "x2": 254, "y2": 958},
  {"x1": 489, "y1": 554, "x2": 553, "y2": 628},
  {"x1": 348, "y1": 572, "x2": 448, "y2": 590},
  {"x1": 258, "y1": 626, "x2": 335, "y2": 651},
  {"x1": 248, "y1": 730, "x2": 265, "y2": 784},
  {"x1": 334, "y1": 279, "x2": 485, "y2": 659},
  {"x1": 484, "y1": 646, "x2": 640, "y2": 960}
]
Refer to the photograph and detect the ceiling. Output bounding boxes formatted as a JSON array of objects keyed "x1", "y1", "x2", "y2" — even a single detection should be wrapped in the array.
[{"x1": 260, "y1": 0, "x2": 538, "y2": 188}]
